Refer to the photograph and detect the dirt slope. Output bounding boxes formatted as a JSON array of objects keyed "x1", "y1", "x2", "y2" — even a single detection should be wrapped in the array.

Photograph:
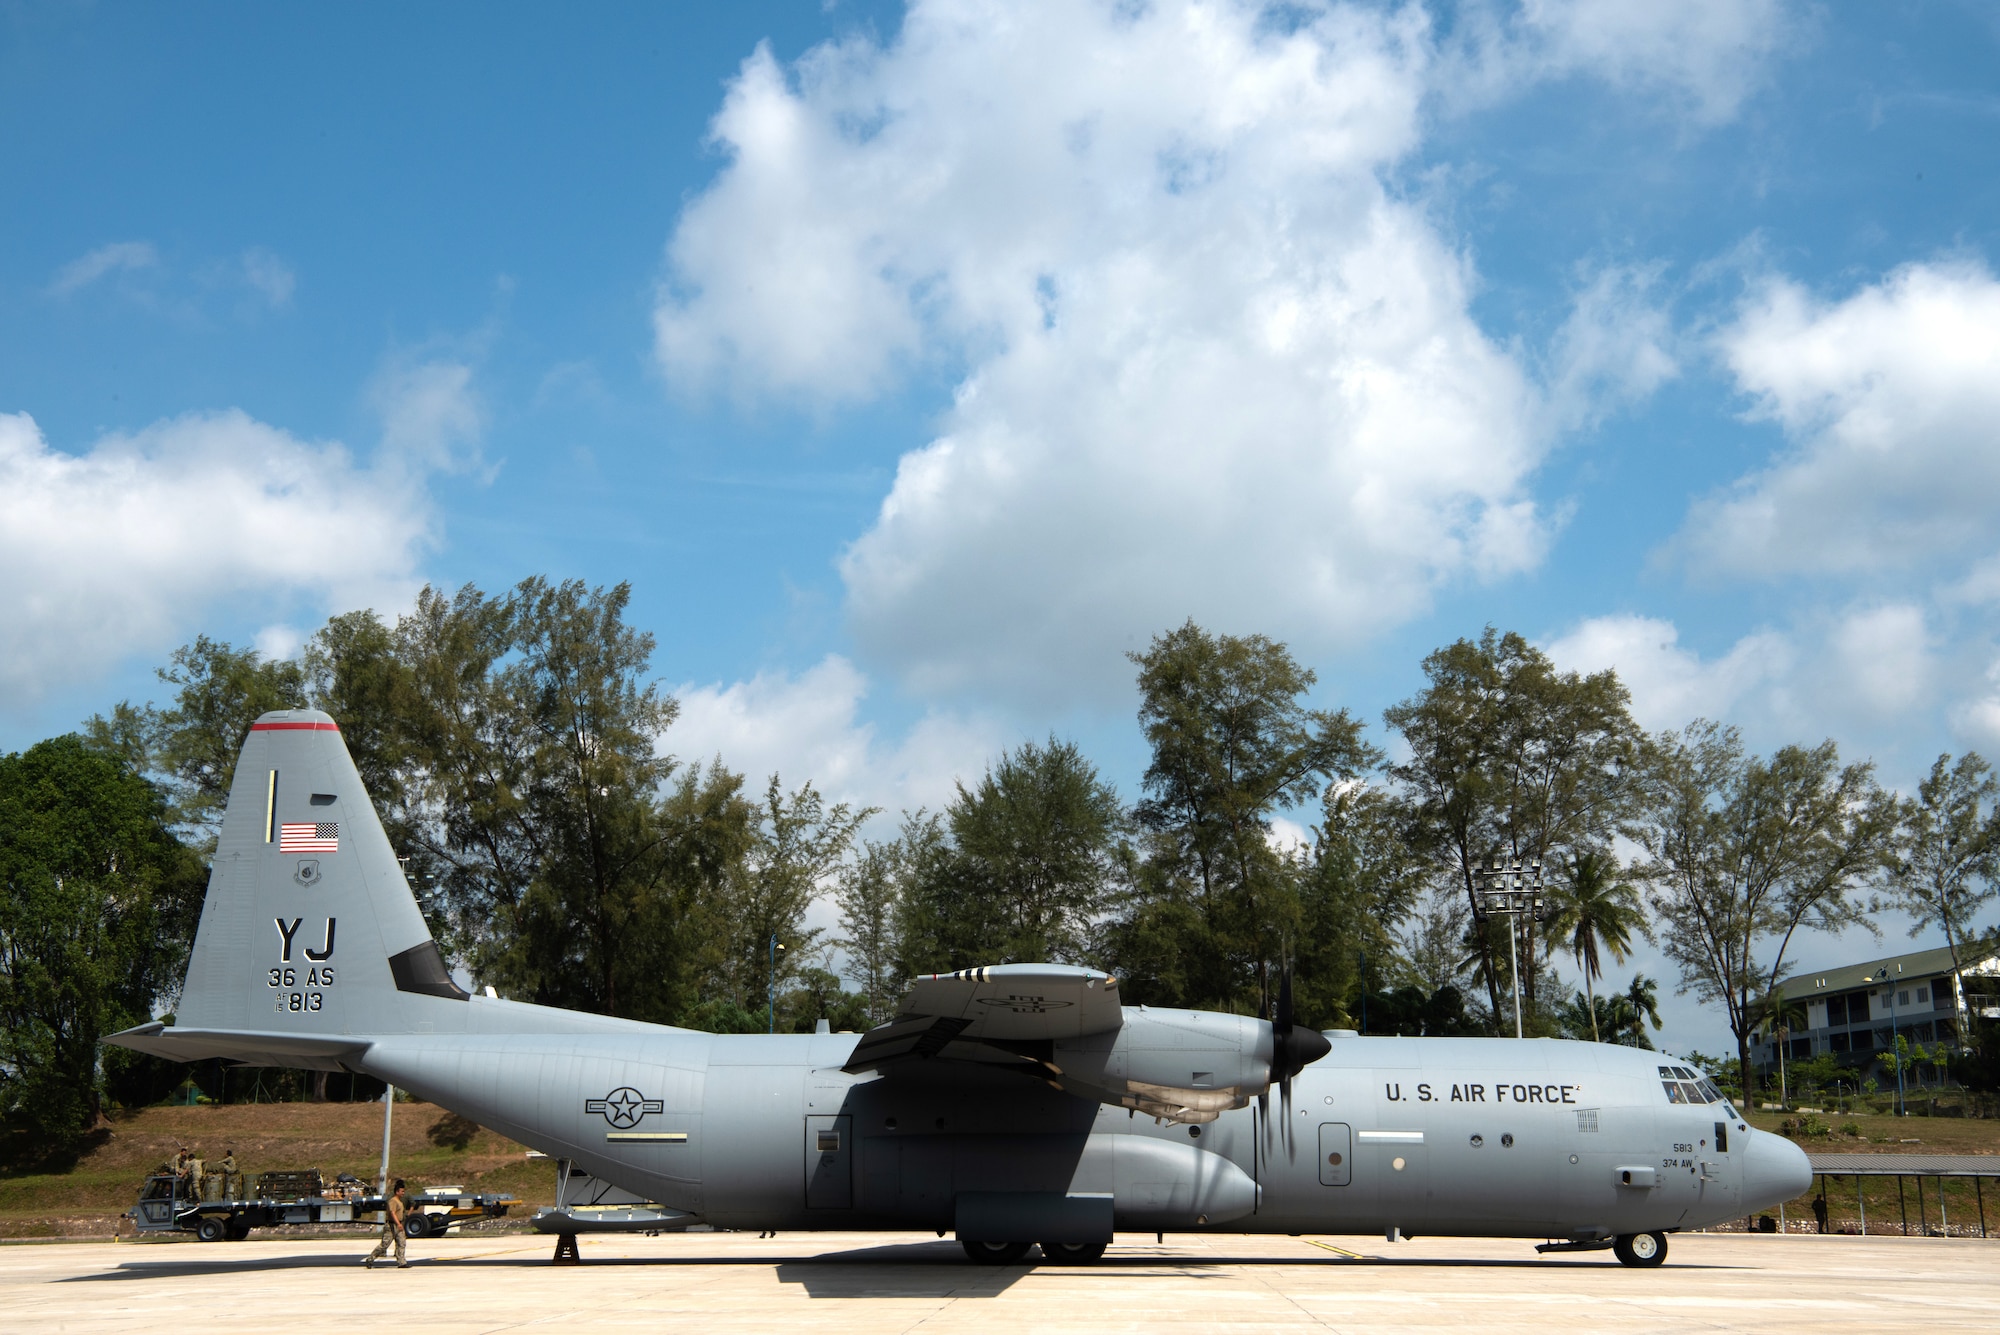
[{"x1": 0, "y1": 1101, "x2": 556, "y2": 1239}]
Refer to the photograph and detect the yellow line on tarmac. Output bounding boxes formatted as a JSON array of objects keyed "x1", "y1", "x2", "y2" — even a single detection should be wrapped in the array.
[{"x1": 1304, "y1": 1238, "x2": 1367, "y2": 1259}]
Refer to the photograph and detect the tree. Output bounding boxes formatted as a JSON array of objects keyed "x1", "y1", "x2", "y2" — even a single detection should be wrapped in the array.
[
  {"x1": 86, "y1": 636, "x2": 308, "y2": 847},
  {"x1": 0, "y1": 737, "x2": 203, "y2": 1158},
  {"x1": 1887, "y1": 752, "x2": 1999, "y2": 987},
  {"x1": 879, "y1": 737, "x2": 1127, "y2": 984},
  {"x1": 946, "y1": 738, "x2": 1125, "y2": 966},
  {"x1": 430, "y1": 579, "x2": 683, "y2": 1014},
  {"x1": 381, "y1": 580, "x2": 538, "y2": 962},
  {"x1": 887, "y1": 810, "x2": 975, "y2": 975},
  {"x1": 1397, "y1": 882, "x2": 1477, "y2": 1000},
  {"x1": 1549, "y1": 850, "x2": 1648, "y2": 1042},
  {"x1": 1621, "y1": 974, "x2": 1663, "y2": 1043},
  {"x1": 1634, "y1": 720, "x2": 1895, "y2": 1099},
  {"x1": 1296, "y1": 782, "x2": 1429, "y2": 1029},
  {"x1": 365, "y1": 577, "x2": 776, "y2": 1024},
  {"x1": 835, "y1": 840, "x2": 903, "y2": 1024},
  {"x1": 725, "y1": 776, "x2": 872, "y2": 1012},
  {"x1": 1384, "y1": 629, "x2": 1640, "y2": 1030},
  {"x1": 1559, "y1": 973, "x2": 1662, "y2": 1048},
  {"x1": 1356, "y1": 983, "x2": 1481, "y2": 1037},
  {"x1": 1119, "y1": 621, "x2": 1375, "y2": 1014}
]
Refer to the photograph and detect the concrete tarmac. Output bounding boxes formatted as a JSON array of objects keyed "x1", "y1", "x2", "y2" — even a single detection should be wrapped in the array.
[{"x1": 7, "y1": 1230, "x2": 1998, "y2": 1333}]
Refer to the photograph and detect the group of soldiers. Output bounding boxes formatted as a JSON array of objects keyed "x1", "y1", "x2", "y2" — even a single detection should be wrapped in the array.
[{"x1": 163, "y1": 1146, "x2": 241, "y2": 1202}]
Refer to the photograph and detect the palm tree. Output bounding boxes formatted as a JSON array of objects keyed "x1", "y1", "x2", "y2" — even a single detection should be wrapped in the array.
[
  {"x1": 1552, "y1": 851, "x2": 1648, "y2": 1042},
  {"x1": 1621, "y1": 973, "x2": 1663, "y2": 1046}
]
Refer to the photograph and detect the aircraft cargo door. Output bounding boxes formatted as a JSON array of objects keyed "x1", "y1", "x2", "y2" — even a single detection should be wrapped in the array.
[
  {"x1": 1318, "y1": 1123, "x2": 1352, "y2": 1186},
  {"x1": 805, "y1": 1115, "x2": 852, "y2": 1209}
]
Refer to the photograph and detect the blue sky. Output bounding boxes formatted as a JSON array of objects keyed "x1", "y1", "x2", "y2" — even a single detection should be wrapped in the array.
[{"x1": 5, "y1": 1, "x2": 1999, "y2": 1051}]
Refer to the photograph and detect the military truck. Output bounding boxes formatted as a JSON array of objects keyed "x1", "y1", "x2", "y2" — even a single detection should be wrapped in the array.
[{"x1": 127, "y1": 1168, "x2": 519, "y2": 1242}]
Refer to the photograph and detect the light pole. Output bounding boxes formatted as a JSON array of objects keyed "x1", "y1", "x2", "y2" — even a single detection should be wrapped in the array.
[
  {"x1": 1471, "y1": 856, "x2": 1549, "y2": 1040},
  {"x1": 1875, "y1": 967, "x2": 1905, "y2": 1116},
  {"x1": 768, "y1": 935, "x2": 785, "y2": 1034}
]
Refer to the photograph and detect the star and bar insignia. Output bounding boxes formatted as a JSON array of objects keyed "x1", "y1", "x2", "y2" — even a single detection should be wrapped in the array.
[{"x1": 585, "y1": 1086, "x2": 664, "y2": 1129}]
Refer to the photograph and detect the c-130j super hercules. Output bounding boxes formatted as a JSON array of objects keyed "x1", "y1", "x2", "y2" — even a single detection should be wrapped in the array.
[{"x1": 110, "y1": 712, "x2": 1811, "y2": 1267}]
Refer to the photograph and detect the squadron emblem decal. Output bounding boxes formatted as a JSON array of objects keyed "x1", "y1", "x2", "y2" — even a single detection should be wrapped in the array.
[
  {"x1": 975, "y1": 994, "x2": 1074, "y2": 1014},
  {"x1": 585, "y1": 1087, "x2": 664, "y2": 1129}
]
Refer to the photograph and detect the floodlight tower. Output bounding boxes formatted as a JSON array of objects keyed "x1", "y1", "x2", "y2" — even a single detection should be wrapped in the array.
[{"x1": 1472, "y1": 856, "x2": 1550, "y2": 1041}]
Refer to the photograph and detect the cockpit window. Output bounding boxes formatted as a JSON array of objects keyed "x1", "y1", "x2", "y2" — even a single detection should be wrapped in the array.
[{"x1": 1659, "y1": 1067, "x2": 1724, "y2": 1104}]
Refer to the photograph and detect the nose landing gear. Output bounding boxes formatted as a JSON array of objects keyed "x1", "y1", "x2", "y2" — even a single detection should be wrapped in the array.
[{"x1": 1613, "y1": 1231, "x2": 1668, "y2": 1267}]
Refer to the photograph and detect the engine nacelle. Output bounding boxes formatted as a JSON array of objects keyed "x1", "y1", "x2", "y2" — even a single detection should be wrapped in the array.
[{"x1": 1055, "y1": 1008, "x2": 1274, "y2": 1122}]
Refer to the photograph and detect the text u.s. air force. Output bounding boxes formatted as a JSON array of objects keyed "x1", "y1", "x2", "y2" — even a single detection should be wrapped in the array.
[{"x1": 1382, "y1": 1081, "x2": 1582, "y2": 1104}]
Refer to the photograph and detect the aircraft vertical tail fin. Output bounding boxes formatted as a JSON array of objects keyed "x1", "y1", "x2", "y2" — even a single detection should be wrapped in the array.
[{"x1": 172, "y1": 709, "x2": 461, "y2": 1038}]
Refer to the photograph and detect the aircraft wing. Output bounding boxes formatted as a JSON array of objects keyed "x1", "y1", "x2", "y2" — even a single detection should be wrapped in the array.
[{"x1": 842, "y1": 964, "x2": 1121, "y2": 1074}]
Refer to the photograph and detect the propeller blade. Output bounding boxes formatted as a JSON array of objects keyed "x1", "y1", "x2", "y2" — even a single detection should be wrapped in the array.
[
  {"x1": 1281, "y1": 1070, "x2": 1294, "y2": 1159},
  {"x1": 1268, "y1": 963, "x2": 1331, "y2": 1084}
]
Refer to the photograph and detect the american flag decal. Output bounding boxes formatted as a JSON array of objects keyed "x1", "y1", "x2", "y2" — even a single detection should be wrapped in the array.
[{"x1": 279, "y1": 822, "x2": 339, "y2": 853}]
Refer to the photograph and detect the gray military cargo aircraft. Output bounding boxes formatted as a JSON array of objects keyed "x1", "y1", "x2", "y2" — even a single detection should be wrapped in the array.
[{"x1": 110, "y1": 711, "x2": 1811, "y2": 1267}]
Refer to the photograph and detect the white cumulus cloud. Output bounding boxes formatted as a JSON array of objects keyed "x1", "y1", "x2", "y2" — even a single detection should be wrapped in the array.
[
  {"x1": 372, "y1": 358, "x2": 485, "y2": 472},
  {"x1": 1543, "y1": 613, "x2": 1790, "y2": 732},
  {"x1": 1545, "y1": 264, "x2": 1678, "y2": 431},
  {"x1": 1505, "y1": 0, "x2": 1793, "y2": 125},
  {"x1": 1826, "y1": 603, "x2": 1931, "y2": 719},
  {"x1": 1681, "y1": 261, "x2": 2000, "y2": 581},
  {"x1": 240, "y1": 248, "x2": 297, "y2": 308},
  {"x1": 668, "y1": 654, "x2": 1004, "y2": 822},
  {"x1": 0, "y1": 359, "x2": 477, "y2": 707},
  {"x1": 1547, "y1": 603, "x2": 1954, "y2": 761},
  {"x1": 0, "y1": 411, "x2": 433, "y2": 705},
  {"x1": 49, "y1": 241, "x2": 160, "y2": 296},
  {"x1": 660, "y1": 0, "x2": 1558, "y2": 702}
]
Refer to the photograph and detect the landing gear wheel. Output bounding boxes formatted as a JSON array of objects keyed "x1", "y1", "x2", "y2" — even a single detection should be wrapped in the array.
[
  {"x1": 404, "y1": 1213, "x2": 433, "y2": 1240},
  {"x1": 1613, "y1": 1231, "x2": 1667, "y2": 1267},
  {"x1": 1040, "y1": 1241, "x2": 1107, "y2": 1265},
  {"x1": 961, "y1": 1239, "x2": 1032, "y2": 1265},
  {"x1": 195, "y1": 1216, "x2": 227, "y2": 1243}
]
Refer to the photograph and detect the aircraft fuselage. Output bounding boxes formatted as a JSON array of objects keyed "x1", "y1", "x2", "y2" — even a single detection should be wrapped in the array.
[{"x1": 358, "y1": 1020, "x2": 1796, "y2": 1241}]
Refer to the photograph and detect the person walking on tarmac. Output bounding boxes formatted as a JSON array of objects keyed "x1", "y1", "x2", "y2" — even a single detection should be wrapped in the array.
[{"x1": 364, "y1": 1180, "x2": 410, "y2": 1268}]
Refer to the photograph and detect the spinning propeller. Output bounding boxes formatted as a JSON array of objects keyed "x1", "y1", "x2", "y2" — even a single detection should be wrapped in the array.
[{"x1": 1259, "y1": 965, "x2": 1332, "y2": 1159}]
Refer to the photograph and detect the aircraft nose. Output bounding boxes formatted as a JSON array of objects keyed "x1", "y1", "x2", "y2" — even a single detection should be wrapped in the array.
[{"x1": 1742, "y1": 1129, "x2": 1812, "y2": 1212}]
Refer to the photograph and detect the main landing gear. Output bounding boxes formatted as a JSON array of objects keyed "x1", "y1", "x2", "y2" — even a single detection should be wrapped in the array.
[
  {"x1": 960, "y1": 1239, "x2": 1109, "y2": 1265},
  {"x1": 1613, "y1": 1231, "x2": 1668, "y2": 1267},
  {"x1": 962, "y1": 1240, "x2": 1031, "y2": 1264}
]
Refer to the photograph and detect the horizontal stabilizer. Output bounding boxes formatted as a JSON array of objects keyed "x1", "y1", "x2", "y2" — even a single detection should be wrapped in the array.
[{"x1": 105, "y1": 1021, "x2": 370, "y2": 1071}]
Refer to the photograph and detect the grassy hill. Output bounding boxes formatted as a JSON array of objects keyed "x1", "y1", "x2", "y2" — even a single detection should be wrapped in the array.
[{"x1": 0, "y1": 1100, "x2": 555, "y2": 1239}]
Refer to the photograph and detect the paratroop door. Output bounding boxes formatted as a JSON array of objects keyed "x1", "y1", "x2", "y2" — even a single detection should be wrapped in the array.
[
  {"x1": 1318, "y1": 1123, "x2": 1352, "y2": 1186},
  {"x1": 805, "y1": 1114, "x2": 852, "y2": 1209}
]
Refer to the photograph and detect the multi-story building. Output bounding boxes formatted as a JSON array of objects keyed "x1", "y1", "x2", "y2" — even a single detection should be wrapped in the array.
[{"x1": 1753, "y1": 943, "x2": 2000, "y2": 1078}]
